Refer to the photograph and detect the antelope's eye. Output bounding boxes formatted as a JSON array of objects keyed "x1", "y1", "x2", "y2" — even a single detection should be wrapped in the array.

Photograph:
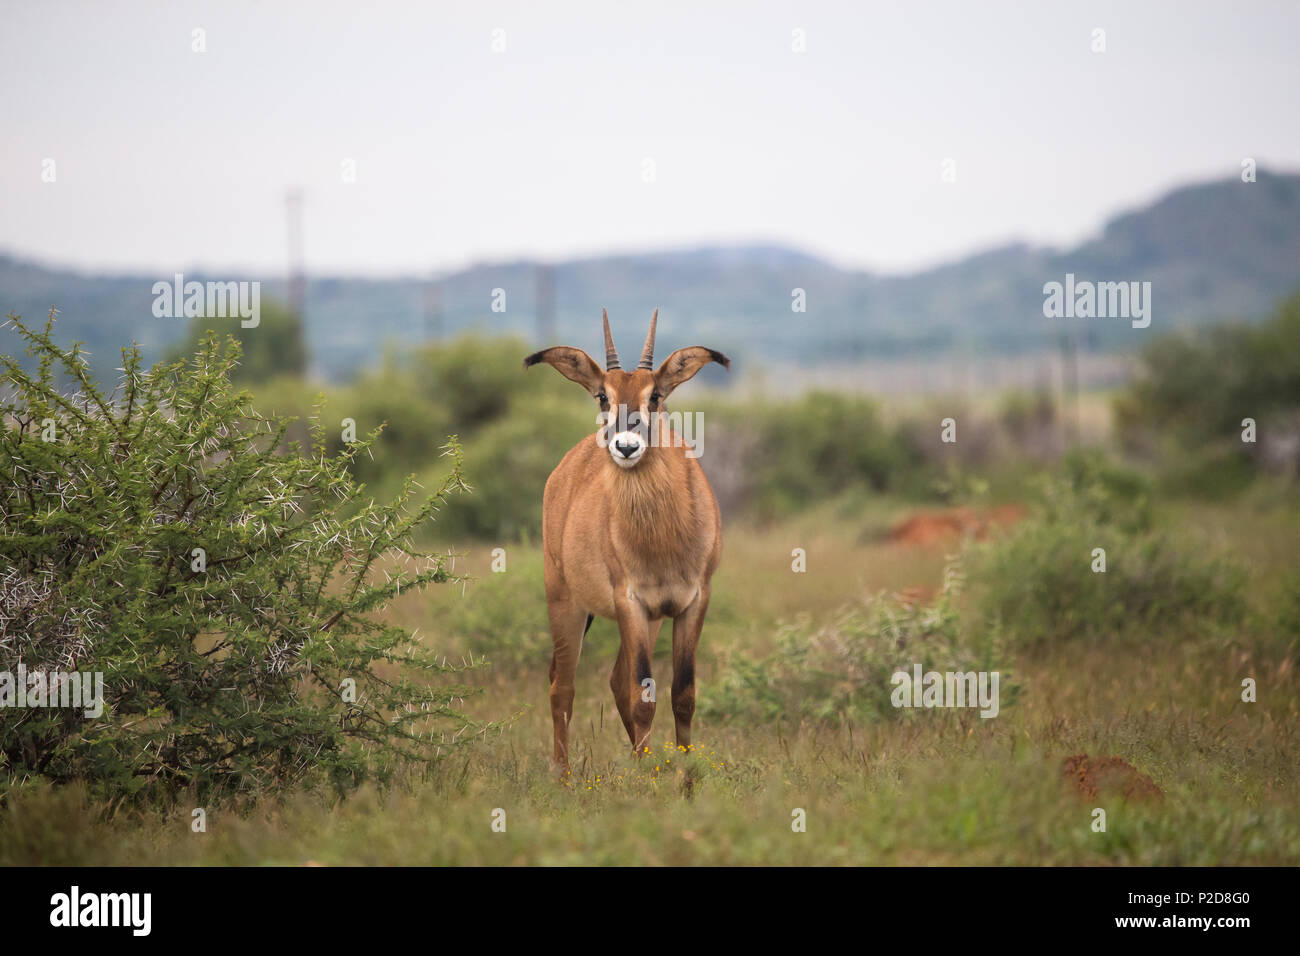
[
  {"x1": 597, "y1": 391, "x2": 608, "y2": 404},
  {"x1": 649, "y1": 391, "x2": 661, "y2": 406}
]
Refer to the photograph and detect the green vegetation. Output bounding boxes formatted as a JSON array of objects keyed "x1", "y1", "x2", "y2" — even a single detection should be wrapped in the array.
[
  {"x1": 1, "y1": 288, "x2": 1297, "y2": 865},
  {"x1": 1116, "y1": 291, "x2": 1300, "y2": 495},
  {"x1": 1, "y1": 312, "x2": 480, "y2": 806},
  {"x1": 702, "y1": 568, "x2": 1015, "y2": 726},
  {"x1": 968, "y1": 453, "x2": 1248, "y2": 649},
  {"x1": 166, "y1": 300, "x2": 307, "y2": 384},
  {"x1": 1, "y1": 491, "x2": 1294, "y2": 864},
  {"x1": 233, "y1": 338, "x2": 961, "y2": 536},
  {"x1": 717, "y1": 391, "x2": 918, "y2": 520}
]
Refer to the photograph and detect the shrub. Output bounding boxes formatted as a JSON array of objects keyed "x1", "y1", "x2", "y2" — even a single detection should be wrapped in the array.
[
  {"x1": 0, "y1": 311, "x2": 484, "y2": 806},
  {"x1": 968, "y1": 453, "x2": 1247, "y2": 648},
  {"x1": 402, "y1": 333, "x2": 545, "y2": 432},
  {"x1": 242, "y1": 374, "x2": 325, "y2": 452},
  {"x1": 249, "y1": 335, "x2": 553, "y2": 514},
  {"x1": 326, "y1": 372, "x2": 455, "y2": 495},
  {"x1": 716, "y1": 391, "x2": 915, "y2": 520},
  {"x1": 701, "y1": 565, "x2": 1013, "y2": 726},
  {"x1": 1115, "y1": 291, "x2": 1300, "y2": 485},
  {"x1": 165, "y1": 299, "x2": 307, "y2": 384},
  {"x1": 432, "y1": 390, "x2": 592, "y2": 541}
]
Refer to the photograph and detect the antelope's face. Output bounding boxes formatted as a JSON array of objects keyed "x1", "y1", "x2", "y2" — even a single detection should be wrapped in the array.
[
  {"x1": 524, "y1": 308, "x2": 730, "y2": 472},
  {"x1": 598, "y1": 369, "x2": 659, "y2": 469}
]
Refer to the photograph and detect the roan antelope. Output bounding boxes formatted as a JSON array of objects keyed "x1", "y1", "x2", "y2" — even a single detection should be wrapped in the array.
[{"x1": 524, "y1": 310, "x2": 730, "y2": 768}]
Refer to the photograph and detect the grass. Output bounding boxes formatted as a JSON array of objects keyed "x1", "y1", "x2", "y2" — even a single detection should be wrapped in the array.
[{"x1": 2, "y1": 492, "x2": 1297, "y2": 865}]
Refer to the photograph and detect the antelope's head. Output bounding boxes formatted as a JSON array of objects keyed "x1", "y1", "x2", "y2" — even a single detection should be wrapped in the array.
[{"x1": 524, "y1": 309, "x2": 730, "y2": 470}]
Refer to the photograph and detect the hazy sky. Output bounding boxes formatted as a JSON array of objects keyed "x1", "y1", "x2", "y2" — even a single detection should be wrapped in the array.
[{"x1": 3, "y1": 0, "x2": 1298, "y2": 277}]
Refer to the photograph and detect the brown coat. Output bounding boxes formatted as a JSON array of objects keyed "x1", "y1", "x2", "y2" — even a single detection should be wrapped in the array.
[{"x1": 525, "y1": 311, "x2": 728, "y2": 766}]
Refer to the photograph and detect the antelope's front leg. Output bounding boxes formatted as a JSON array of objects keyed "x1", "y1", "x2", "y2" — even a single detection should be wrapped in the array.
[
  {"x1": 546, "y1": 598, "x2": 588, "y2": 772},
  {"x1": 671, "y1": 584, "x2": 710, "y2": 750},
  {"x1": 614, "y1": 597, "x2": 656, "y2": 756}
]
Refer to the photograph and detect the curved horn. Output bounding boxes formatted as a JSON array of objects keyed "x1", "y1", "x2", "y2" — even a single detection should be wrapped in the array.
[
  {"x1": 602, "y1": 309, "x2": 621, "y2": 370},
  {"x1": 638, "y1": 309, "x2": 658, "y2": 370}
]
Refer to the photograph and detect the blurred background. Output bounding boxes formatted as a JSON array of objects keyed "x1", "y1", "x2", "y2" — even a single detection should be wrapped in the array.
[{"x1": 5, "y1": 0, "x2": 1298, "y2": 538}]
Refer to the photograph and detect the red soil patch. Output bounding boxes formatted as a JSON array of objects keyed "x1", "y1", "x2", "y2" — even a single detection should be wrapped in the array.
[
  {"x1": 895, "y1": 585, "x2": 935, "y2": 607},
  {"x1": 889, "y1": 504, "x2": 1026, "y2": 546},
  {"x1": 1062, "y1": 754, "x2": 1163, "y2": 803}
]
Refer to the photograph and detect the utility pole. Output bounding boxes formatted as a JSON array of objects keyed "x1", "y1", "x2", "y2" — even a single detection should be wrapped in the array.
[
  {"x1": 535, "y1": 263, "x2": 555, "y2": 345},
  {"x1": 285, "y1": 189, "x2": 305, "y2": 319},
  {"x1": 1060, "y1": 328, "x2": 1080, "y2": 447}
]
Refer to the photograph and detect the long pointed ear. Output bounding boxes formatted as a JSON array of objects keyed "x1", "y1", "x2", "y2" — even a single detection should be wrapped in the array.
[
  {"x1": 523, "y1": 347, "x2": 605, "y2": 394},
  {"x1": 654, "y1": 346, "x2": 731, "y2": 398}
]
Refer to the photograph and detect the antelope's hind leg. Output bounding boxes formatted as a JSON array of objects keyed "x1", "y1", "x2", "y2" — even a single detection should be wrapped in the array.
[{"x1": 547, "y1": 598, "x2": 589, "y2": 772}]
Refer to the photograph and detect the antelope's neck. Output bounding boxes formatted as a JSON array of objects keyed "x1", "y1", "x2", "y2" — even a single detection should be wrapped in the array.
[{"x1": 610, "y1": 450, "x2": 697, "y2": 566}]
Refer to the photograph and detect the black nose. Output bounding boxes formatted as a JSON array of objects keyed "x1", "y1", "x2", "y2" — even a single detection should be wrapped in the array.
[{"x1": 615, "y1": 440, "x2": 638, "y2": 458}]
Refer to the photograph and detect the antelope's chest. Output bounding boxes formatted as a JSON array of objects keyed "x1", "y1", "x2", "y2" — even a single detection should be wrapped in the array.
[
  {"x1": 621, "y1": 574, "x2": 696, "y2": 621},
  {"x1": 624, "y1": 566, "x2": 701, "y2": 620}
]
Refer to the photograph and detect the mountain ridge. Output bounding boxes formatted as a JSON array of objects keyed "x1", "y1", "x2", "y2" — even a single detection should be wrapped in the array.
[{"x1": 2, "y1": 170, "x2": 1297, "y2": 382}]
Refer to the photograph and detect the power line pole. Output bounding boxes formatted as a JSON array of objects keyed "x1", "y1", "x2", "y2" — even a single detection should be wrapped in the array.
[
  {"x1": 1060, "y1": 328, "x2": 1080, "y2": 447},
  {"x1": 535, "y1": 263, "x2": 555, "y2": 344},
  {"x1": 285, "y1": 188, "x2": 305, "y2": 319}
]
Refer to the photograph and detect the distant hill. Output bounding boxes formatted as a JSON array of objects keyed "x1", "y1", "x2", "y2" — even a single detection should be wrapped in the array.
[{"x1": 2, "y1": 171, "x2": 1297, "y2": 383}]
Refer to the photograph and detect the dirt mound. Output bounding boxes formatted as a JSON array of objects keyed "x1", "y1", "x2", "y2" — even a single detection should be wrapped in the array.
[
  {"x1": 889, "y1": 504, "x2": 1026, "y2": 546},
  {"x1": 1062, "y1": 754, "x2": 1163, "y2": 803}
]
